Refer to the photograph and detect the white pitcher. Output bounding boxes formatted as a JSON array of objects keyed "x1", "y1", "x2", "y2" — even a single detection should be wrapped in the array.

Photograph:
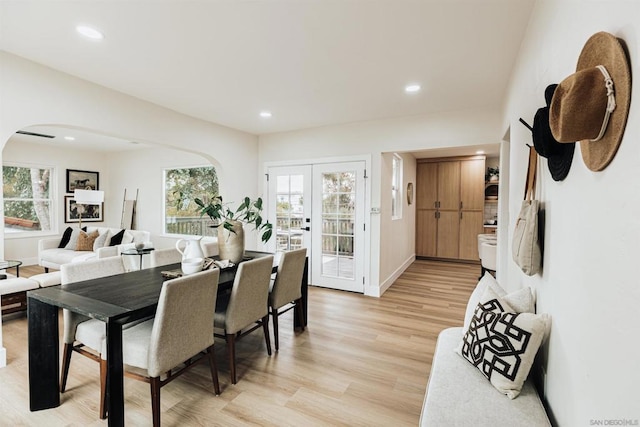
[{"x1": 175, "y1": 236, "x2": 204, "y2": 260}]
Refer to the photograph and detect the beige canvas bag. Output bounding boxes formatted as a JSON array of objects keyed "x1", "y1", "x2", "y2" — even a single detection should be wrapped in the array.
[{"x1": 512, "y1": 146, "x2": 542, "y2": 275}]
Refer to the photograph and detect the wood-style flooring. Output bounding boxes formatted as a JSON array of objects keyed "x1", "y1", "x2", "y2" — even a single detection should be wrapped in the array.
[{"x1": 0, "y1": 260, "x2": 478, "y2": 426}]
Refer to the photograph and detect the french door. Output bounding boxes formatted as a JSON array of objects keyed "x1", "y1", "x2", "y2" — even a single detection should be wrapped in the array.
[{"x1": 267, "y1": 161, "x2": 366, "y2": 293}]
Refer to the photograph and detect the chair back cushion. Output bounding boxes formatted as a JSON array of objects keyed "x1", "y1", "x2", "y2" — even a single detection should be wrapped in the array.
[
  {"x1": 150, "y1": 248, "x2": 183, "y2": 267},
  {"x1": 270, "y1": 248, "x2": 306, "y2": 310},
  {"x1": 60, "y1": 256, "x2": 127, "y2": 344},
  {"x1": 147, "y1": 269, "x2": 219, "y2": 377},
  {"x1": 222, "y1": 256, "x2": 274, "y2": 334}
]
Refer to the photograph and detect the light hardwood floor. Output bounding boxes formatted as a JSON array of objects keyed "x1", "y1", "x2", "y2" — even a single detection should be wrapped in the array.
[{"x1": 0, "y1": 260, "x2": 478, "y2": 426}]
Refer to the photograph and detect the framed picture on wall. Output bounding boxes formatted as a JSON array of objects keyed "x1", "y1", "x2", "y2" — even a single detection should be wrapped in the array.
[
  {"x1": 66, "y1": 169, "x2": 99, "y2": 193},
  {"x1": 64, "y1": 195, "x2": 104, "y2": 223}
]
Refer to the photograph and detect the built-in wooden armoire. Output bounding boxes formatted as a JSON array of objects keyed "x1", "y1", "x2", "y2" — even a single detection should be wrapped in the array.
[{"x1": 416, "y1": 155, "x2": 485, "y2": 261}]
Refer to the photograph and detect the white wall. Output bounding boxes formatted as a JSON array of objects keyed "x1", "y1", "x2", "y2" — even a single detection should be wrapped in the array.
[
  {"x1": 259, "y1": 109, "x2": 502, "y2": 296},
  {"x1": 0, "y1": 51, "x2": 259, "y2": 367},
  {"x1": 500, "y1": 1, "x2": 640, "y2": 424}
]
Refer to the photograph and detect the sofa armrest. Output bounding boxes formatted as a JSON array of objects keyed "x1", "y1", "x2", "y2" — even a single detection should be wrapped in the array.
[
  {"x1": 96, "y1": 246, "x2": 118, "y2": 259},
  {"x1": 39, "y1": 237, "x2": 61, "y2": 252}
]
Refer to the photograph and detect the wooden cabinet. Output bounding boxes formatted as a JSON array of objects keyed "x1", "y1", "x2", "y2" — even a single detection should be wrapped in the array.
[{"x1": 416, "y1": 156, "x2": 485, "y2": 261}]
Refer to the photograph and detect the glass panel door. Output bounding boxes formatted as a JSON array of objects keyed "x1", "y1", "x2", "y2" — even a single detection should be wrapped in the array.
[{"x1": 312, "y1": 162, "x2": 365, "y2": 292}]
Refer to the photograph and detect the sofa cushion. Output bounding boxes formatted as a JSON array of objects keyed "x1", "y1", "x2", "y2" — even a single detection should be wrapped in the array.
[
  {"x1": 42, "y1": 248, "x2": 97, "y2": 266},
  {"x1": 0, "y1": 277, "x2": 39, "y2": 295},
  {"x1": 457, "y1": 287, "x2": 550, "y2": 399},
  {"x1": 420, "y1": 327, "x2": 551, "y2": 426},
  {"x1": 30, "y1": 272, "x2": 62, "y2": 288}
]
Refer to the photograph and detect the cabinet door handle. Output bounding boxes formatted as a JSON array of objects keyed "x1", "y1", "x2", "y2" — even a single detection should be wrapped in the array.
[
  {"x1": 460, "y1": 201, "x2": 463, "y2": 209},
  {"x1": 460, "y1": 211, "x2": 463, "y2": 219}
]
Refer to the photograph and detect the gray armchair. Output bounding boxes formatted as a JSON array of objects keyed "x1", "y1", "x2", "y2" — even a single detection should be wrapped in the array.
[
  {"x1": 269, "y1": 248, "x2": 307, "y2": 351},
  {"x1": 59, "y1": 256, "x2": 127, "y2": 419},
  {"x1": 214, "y1": 256, "x2": 274, "y2": 384},
  {"x1": 103, "y1": 269, "x2": 221, "y2": 426}
]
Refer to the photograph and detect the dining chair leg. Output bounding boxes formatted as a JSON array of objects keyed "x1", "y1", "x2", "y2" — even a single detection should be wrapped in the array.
[
  {"x1": 262, "y1": 315, "x2": 272, "y2": 356},
  {"x1": 207, "y1": 345, "x2": 221, "y2": 395},
  {"x1": 226, "y1": 333, "x2": 237, "y2": 385},
  {"x1": 295, "y1": 298, "x2": 305, "y2": 332},
  {"x1": 60, "y1": 343, "x2": 73, "y2": 392},
  {"x1": 271, "y1": 308, "x2": 280, "y2": 351},
  {"x1": 99, "y1": 359, "x2": 108, "y2": 419},
  {"x1": 150, "y1": 377, "x2": 161, "y2": 427}
]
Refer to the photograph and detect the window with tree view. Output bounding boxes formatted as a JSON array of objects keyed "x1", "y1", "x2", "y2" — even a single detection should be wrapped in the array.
[
  {"x1": 3, "y1": 164, "x2": 54, "y2": 234},
  {"x1": 164, "y1": 166, "x2": 219, "y2": 236}
]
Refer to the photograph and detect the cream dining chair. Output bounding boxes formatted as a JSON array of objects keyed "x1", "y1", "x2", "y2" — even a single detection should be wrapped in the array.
[
  {"x1": 149, "y1": 247, "x2": 183, "y2": 267},
  {"x1": 59, "y1": 256, "x2": 128, "y2": 419},
  {"x1": 268, "y1": 248, "x2": 307, "y2": 351},
  {"x1": 101, "y1": 269, "x2": 221, "y2": 427},
  {"x1": 214, "y1": 255, "x2": 274, "y2": 384}
]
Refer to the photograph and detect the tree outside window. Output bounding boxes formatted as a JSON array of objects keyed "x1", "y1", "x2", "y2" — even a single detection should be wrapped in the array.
[
  {"x1": 164, "y1": 166, "x2": 219, "y2": 236},
  {"x1": 3, "y1": 164, "x2": 54, "y2": 234}
]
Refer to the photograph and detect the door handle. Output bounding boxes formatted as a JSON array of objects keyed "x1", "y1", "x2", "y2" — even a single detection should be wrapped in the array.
[{"x1": 300, "y1": 226, "x2": 310, "y2": 231}]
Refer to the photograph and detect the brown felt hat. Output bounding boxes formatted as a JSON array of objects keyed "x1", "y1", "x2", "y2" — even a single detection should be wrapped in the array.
[{"x1": 549, "y1": 32, "x2": 631, "y2": 171}]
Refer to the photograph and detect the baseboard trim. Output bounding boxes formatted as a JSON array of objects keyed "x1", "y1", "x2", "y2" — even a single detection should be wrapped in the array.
[{"x1": 378, "y1": 254, "x2": 416, "y2": 296}]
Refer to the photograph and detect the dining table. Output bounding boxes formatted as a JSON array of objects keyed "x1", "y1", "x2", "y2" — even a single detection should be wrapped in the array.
[{"x1": 27, "y1": 250, "x2": 308, "y2": 427}]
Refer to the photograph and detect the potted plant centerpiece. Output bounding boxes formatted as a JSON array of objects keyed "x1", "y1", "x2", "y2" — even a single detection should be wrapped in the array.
[{"x1": 194, "y1": 195, "x2": 273, "y2": 264}]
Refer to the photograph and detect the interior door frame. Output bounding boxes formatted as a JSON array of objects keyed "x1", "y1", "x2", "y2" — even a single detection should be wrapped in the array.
[{"x1": 263, "y1": 155, "x2": 371, "y2": 291}]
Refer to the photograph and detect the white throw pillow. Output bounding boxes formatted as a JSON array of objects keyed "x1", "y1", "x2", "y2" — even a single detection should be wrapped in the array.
[
  {"x1": 121, "y1": 230, "x2": 134, "y2": 245},
  {"x1": 64, "y1": 228, "x2": 83, "y2": 250},
  {"x1": 456, "y1": 287, "x2": 551, "y2": 399},
  {"x1": 463, "y1": 273, "x2": 535, "y2": 334},
  {"x1": 93, "y1": 230, "x2": 112, "y2": 251}
]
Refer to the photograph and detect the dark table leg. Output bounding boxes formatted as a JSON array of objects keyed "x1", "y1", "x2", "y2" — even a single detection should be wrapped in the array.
[
  {"x1": 294, "y1": 257, "x2": 308, "y2": 330},
  {"x1": 28, "y1": 297, "x2": 60, "y2": 411},
  {"x1": 106, "y1": 321, "x2": 125, "y2": 426}
]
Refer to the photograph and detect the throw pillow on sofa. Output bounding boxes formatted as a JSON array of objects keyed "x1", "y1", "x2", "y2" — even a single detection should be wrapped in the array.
[
  {"x1": 58, "y1": 227, "x2": 74, "y2": 248},
  {"x1": 109, "y1": 229, "x2": 125, "y2": 246},
  {"x1": 456, "y1": 287, "x2": 550, "y2": 399},
  {"x1": 93, "y1": 229, "x2": 112, "y2": 250},
  {"x1": 76, "y1": 230, "x2": 100, "y2": 251},
  {"x1": 64, "y1": 227, "x2": 87, "y2": 250}
]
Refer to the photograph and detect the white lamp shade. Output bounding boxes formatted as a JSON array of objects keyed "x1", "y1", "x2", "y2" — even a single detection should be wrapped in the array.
[{"x1": 74, "y1": 189, "x2": 104, "y2": 205}]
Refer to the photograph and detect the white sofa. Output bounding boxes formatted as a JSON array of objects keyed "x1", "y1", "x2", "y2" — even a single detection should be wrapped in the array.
[
  {"x1": 38, "y1": 226, "x2": 151, "y2": 272},
  {"x1": 420, "y1": 327, "x2": 551, "y2": 426}
]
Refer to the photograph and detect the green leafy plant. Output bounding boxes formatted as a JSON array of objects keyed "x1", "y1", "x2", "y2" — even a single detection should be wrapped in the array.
[{"x1": 194, "y1": 195, "x2": 273, "y2": 243}]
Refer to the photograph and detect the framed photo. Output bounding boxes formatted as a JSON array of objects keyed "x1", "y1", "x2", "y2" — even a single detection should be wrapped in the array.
[
  {"x1": 64, "y1": 195, "x2": 104, "y2": 223},
  {"x1": 66, "y1": 169, "x2": 99, "y2": 193}
]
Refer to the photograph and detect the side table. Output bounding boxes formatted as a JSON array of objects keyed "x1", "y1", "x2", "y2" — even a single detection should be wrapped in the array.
[
  {"x1": 121, "y1": 248, "x2": 155, "y2": 270},
  {"x1": 0, "y1": 260, "x2": 23, "y2": 277}
]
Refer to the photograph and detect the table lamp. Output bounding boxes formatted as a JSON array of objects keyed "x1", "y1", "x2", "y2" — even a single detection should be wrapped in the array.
[{"x1": 74, "y1": 189, "x2": 104, "y2": 229}]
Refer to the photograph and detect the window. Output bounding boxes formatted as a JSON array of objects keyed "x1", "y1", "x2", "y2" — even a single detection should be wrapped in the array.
[
  {"x1": 3, "y1": 164, "x2": 55, "y2": 235},
  {"x1": 164, "y1": 165, "x2": 219, "y2": 236},
  {"x1": 391, "y1": 154, "x2": 403, "y2": 219}
]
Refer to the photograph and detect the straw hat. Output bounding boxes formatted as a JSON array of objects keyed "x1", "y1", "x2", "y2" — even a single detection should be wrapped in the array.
[
  {"x1": 549, "y1": 32, "x2": 631, "y2": 171},
  {"x1": 533, "y1": 84, "x2": 575, "y2": 181}
]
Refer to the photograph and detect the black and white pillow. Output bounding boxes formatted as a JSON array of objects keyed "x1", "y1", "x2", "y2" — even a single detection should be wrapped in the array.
[{"x1": 456, "y1": 287, "x2": 550, "y2": 399}]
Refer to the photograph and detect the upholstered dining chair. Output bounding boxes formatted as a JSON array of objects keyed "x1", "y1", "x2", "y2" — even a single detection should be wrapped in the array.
[
  {"x1": 60, "y1": 256, "x2": 127, "y2": 419},
  {"x1": 149, "y1": 247, "x2": 183, "y2": 267},
  {"x1": 214, "y1": 256, "x2": 274, "y2": 384},
  {"x1": 101, "y1": 269, "x2": 220, "y2": 427},
  {"x1": 268, "y1": 248, "x2": 307, "y2": 351}
]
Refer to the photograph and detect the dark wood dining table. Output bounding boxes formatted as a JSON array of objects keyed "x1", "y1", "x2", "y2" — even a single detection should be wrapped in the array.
[{"x1": 27, "y1": 251, "x2": 308, "y2": 427}]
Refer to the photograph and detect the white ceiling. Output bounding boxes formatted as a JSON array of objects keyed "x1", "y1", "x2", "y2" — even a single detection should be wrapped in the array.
[{"x1": 0, "y1": 0, "x2": 534, "y2": 140}]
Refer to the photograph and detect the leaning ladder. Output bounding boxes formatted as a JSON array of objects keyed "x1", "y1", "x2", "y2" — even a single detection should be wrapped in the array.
[{"x1": 121, "y1": 189, "x2": 139, "y2": 229}]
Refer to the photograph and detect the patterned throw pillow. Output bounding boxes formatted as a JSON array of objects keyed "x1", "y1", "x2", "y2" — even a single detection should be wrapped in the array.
[
  {"x1": 456, "y1": 287, "x2": 550, "y2": 399},
  {"x1": 76, "y1": 230, "x2": 99, "y2": 251}
]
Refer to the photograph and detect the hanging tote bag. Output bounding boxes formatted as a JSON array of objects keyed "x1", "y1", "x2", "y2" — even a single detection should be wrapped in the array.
[{"x1": 512, "y1": 146, "x2": 542, "y2": 275}]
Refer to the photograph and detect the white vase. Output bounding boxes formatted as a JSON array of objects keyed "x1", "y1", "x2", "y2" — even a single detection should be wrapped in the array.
[{"x1": 217, "y1": 220, "x2": 245, "y2": 264}]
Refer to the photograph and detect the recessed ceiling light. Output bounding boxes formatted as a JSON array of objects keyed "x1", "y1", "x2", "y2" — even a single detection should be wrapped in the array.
[
  {"x1": 405, "y1": 84, "x2": 421, "y2": 93},
  {"x1": 259, "y1": 111, "x2": 272, "y2": 118},
  {"x1": 76, "y1": 25, "x2": 104, "y2": 40},
  {"x1": 476, "y1": 150, "x2": 485, "y2": 154},
  {"x1": 64, "y1": 136, "x2": 76, "y2": 141}
]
